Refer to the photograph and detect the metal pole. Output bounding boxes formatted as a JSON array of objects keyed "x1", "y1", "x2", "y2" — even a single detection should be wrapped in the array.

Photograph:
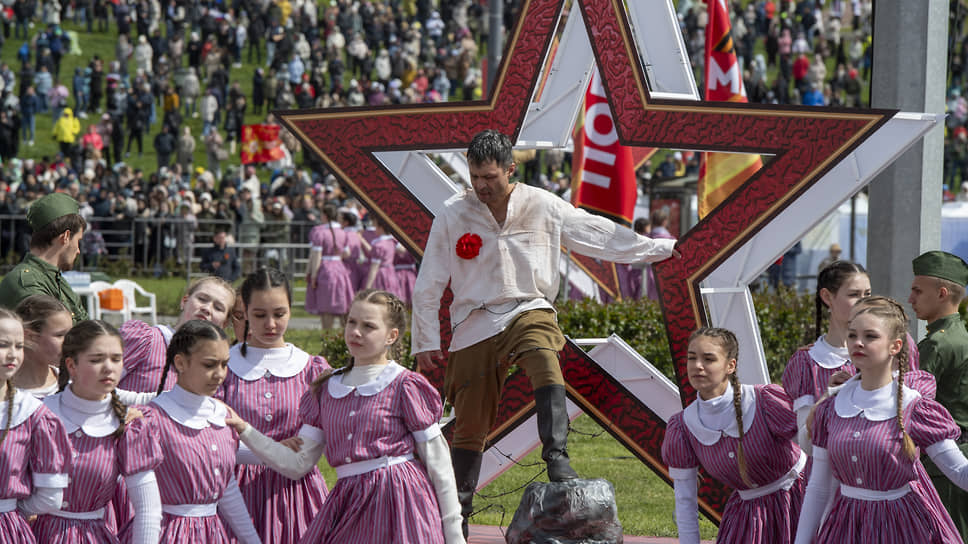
[
  {"x1": 849, "y1": 195, "x2": 856, "y2": 262},
  {"x1": 487, "y1": 0, "x2": 503, "y2": 97}
]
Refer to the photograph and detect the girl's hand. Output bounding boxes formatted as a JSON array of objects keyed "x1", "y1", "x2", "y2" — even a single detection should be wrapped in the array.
[
  {"x1": 125, "y1": 407, "x2": 144, "y2": 424},
  {"x1": 828, "y1": 370, "x2": 852, "y2": 389},
  {"x1": 221, "y1": 402, "x2": 249, "y2": 434},
  {"x1": 280, "y1": 436, "x2": 304, "y2": 452}
]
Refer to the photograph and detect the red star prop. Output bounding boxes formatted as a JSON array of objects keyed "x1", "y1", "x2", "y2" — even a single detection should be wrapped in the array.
[{"x1": 278, "y1": 0, "x2": 892, "y2": 522}]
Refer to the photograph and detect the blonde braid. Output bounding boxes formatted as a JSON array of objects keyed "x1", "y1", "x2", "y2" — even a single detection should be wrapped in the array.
[
  {"x1": 896, "y1": 335, "x2": 917, "y2": 460},
  {"x1": 729, "y1": 372, "x2": 753, "y2": 487}
]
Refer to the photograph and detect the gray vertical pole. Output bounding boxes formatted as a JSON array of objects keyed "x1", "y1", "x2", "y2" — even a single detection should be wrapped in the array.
[
  {"x1": 868, "y1": 0, "x2": 947, "y2": 338},
  {"x1": 487, "y1": 0, "x2": 503, "y2": 97}
]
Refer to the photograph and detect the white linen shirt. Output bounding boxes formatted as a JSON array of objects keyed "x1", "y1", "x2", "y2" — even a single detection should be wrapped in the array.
[{"x1": 411, "y1": 184, "x2": 676, "y2": 353}]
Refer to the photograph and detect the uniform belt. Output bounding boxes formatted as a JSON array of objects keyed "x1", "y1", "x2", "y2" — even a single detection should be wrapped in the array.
[
  {"x1": 0, "y1": 498, "x2": 15, "y2": 512},
  {"x1": 162, "y1": 503, "x2": 218, "y2": 517},
  {"x1": 49, "y1": 507, "x2": 106, "y2": 520},
  {"x1": 737, "y1": 450, "x2": 807, "y2": 500},
  {"x1": 840, "y1": 483, "x2": 911, "y2": 501},
  {"x1": 320, "y1": 255, "x2": 343, "y2": 261},
  {"x1": 335, "y1": 454, "x2": 413, "y2": 479},
  {"x1": 394, "y1": 264, "x2": 416, "y2": 270}
]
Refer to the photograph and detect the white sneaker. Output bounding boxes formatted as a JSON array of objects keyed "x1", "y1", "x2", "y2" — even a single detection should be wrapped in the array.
[{"x1": 28, "y1": 140, "x2": 34, "y2": 146}]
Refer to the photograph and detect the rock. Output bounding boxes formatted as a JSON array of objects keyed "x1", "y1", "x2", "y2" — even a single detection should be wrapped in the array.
[{"x1": 505, "y1": 478, "x2": 623, "y2": 544}]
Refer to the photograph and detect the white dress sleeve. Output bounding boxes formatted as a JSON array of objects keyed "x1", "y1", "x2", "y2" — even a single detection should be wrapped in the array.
[
  {"x1": 414, "y1": 434, "x2": 465, "y2": 544},
  {"x1": 116, "y1": 388, "x2": 159, "y2": 406},
  {"x1": 794, "y1": 447, "x2": 833, "y2": 544},
  {"x1": 669, "y1": 467, "x2": 700, "y2": 544},
  {"x1": 217, "y1": 477, "x2": 262, "y2": 544},
  {"x1": 795, "y1": 405, "x2": 813, "y2": 455},
  {"x1": 17, "y1": 487, "x2": 63, "y2": 516},
  {"x1": 238, "y1": 424, "x2": 326, "y2": 481},
  {"x1": 926, "y1": 440, "x2": 968, "y2": 490},
  {"x1": 124, "y1": 470, "x2": 162, "y2": 544}
]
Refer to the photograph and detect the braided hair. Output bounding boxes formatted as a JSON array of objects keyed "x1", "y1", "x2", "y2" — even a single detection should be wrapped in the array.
[
  {"x1": 310, "y1": 289, "x2": 408, "y2": 395},
  {"x1": 0, "y1": 308, "x2": 22, "y2": 447},
  {"x1": 58, "y1": 320, "x2": 128, "y2": 438},
  {"x1": 157, "y1": 320, "x2": 230, "y2": 396},
  {"x1": 239, "y1": 268, "x2": 292, "y2": 357},
  {"x1": 815, "y1": 260, "x2": 868, "y2": 338},
  {"x1": 689, "y1": 327, "x2": 753, "y2": 486},
  {"x1": 849, "y1": 296, "x2": 917, "y2": 460}
]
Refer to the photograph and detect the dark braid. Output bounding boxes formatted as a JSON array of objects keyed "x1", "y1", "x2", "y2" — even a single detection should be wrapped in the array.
[
  {"x1": 109, "y1": 389, "x2": 128, "y2": 437},
  {"x1": 310, "y1": 289, "x2": 408, "y2": 395},
  {"x1": 0, "y1": 381, "x2": 14, "y2": 448},
  {"x1": 239, "y1": 267, "x2": 292, "y2": 357},
  {"x1": 163, "y1": 320, "x2": 230, "y2": 395},
  {"x1": 815, "y1": 260, "x2": 868, "y2": 338}
]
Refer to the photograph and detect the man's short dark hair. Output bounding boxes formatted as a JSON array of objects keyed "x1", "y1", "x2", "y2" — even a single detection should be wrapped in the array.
[
  {"x1": 30, "y1": 214, "x2": 86, "y2": 249},
  {"x1": 467, "y1": 130, "x2": 513, "y2": 168}
]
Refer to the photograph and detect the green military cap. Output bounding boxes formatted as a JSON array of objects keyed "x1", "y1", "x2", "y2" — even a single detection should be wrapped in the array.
[
  {"x1": 913, "y1": 250, "x2": 968, "y2": 286},
  {"x1": 26, "y1": 193, "x2": 80, "y2": 231}
]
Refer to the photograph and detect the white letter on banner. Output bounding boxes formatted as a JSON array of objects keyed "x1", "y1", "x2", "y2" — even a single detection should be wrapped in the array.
[{"x1": 708, "y1": 58, "x2": 741, "y2": 95}]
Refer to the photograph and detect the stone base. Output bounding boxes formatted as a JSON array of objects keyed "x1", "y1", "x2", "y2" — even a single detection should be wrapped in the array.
[{"x1": 505, "y1": 478, "x2": 623, "y2": 544}]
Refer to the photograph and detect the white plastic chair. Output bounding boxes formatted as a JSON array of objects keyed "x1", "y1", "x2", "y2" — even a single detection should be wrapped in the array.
[
  {"x1": 113, "y1": 279, "x2": 157, "y2": 325},
  {"x1": 90, "y1": 280, "x2": 131, "y2": 322}
]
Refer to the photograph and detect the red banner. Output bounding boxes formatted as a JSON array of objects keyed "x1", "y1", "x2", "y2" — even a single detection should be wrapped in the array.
[
  {"x1": 241, "y1": 124, "x2": 285, "y2": 165},
  {"x1": 697, "y1": 0, "x2": 762, "y2": 218},
  {"x1": 571, "y1": 68, "x2": 639, "y2": 226}
]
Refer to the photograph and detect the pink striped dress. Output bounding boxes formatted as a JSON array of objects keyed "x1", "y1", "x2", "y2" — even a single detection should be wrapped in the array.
[
  {"x1": 305, "y1": 223, "x2": 355, "y2": 316},
  {"x1": 139, "y1": 387, "x2": 241, "y2": 543},
  {"x1": 365, "y1": 235, "x2": 402, "y2": 298},
  {"x1": 393, "y1": 248, "x2": 417, "y2": 306},
  {"x1": 342, "y1": 226, "x2": 364, "y2": 291},
  {"x1": 0, "y1": 391, "x2": 73, "y2": 544},
  {"x1": 811, "y1": 379, "x2": 962, "y2": 544},
  {"x1": 297, "y1": 362, "x2": 445, "y2": 544},
  {"x1": 216, "y1": 344, "x2": 331, "y2": 544},
  {"x1": 119, "y1": 321, "x2": 176, "y2": 393},
  {"x1": 662, "y1": 384, "x2": 805, "y2": 544},
  {"x1": 34, "y1": 389, "x2": 162, "y2": 544}
]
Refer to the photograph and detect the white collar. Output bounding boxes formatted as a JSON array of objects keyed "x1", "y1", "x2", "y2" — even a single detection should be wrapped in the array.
[
  {"x1": 0, "y1": 389, "x2": 43, "y2": 429},
  {"x1": 682, "y1": 383, "x2": 756, "y2": 446},
  {"x1": 228, "y1": 343, "x2": 310, "y2": 381},
  {"x1": 157, "y1": 324, "x2": 175, "y2": 346},
  {"x1": 151, "y1": 385, "x2": 227, "y2": 429},
  {"x1": 328, "y1": 221, "x2": 341, "y2": 228},
  {"x1": 834, "y1": 377, "x2": 920, "y2": 421},
  {"x1": 44, "y1": 386, "x2": 119, "y2": 437},
  {"x1": 808, "y1": 335, "x2": 850, "y2": 369},
  {"x1": 372, "y1": 234, "x2": 394, "y2": 244},
  {"x1": 328, "y1": 361, "x2": 405, "y2": 399}
]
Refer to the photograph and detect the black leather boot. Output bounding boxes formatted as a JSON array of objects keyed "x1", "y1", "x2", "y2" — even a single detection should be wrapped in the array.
[
  {"x1": 451, "y1": 447, "x2": 483, "y2": 539},
  {"x1": 535, "y1": 384, "x2": 580, "y2": 481}
]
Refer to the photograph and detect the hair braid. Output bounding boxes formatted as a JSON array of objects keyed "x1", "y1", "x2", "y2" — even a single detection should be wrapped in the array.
[
  {"x1": 814, "y1": 291, "x2": 823, "y2": 339},
  {"x1": 109, "y1": 389, "x2": 128, "y2": 437},
  {"x1": 728, "y1": 372, "x2": 753, "y2": 487},
  {"x1": 240, "y1": 319, "x2": 250, "y2": 357},
  {"x1": 0, "y1": 381, "x2": 15, "y2": 448},
  {"x1": 896, "y1": 334, "x2": 917, "y2": 460},
  {"x1": 57, "y1": 356, "x2": 71, "y2": 392}
]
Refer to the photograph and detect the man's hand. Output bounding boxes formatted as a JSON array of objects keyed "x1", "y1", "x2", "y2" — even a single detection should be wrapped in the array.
[{"x1": 415, "y1": 350, "x2": 445, "y2": 371}]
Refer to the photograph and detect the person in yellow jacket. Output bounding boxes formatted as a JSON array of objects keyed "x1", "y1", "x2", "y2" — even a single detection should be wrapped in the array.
[{"x1": 52, "y1": 107, "x2": 81, "y2": 159}]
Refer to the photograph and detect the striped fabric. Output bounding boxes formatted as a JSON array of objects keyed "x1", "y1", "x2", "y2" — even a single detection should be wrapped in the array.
[
  {"x1": 365, "y1": 235, "x2": 402, "y2": 298},
  {"x1": 217, "y1": 352, "x2": 331, "y2": 544},
  {"x1": 342, "y1": 227, "x2": 365, "y2": 291},
  {"x1": 662, "y1": 384, "x2": 804, "y2": 544},
  {"x1": 119, "y1": 320, "x2": 174, "y2": 394},
  {"x1": 305, "y1": 224, "x2": 355, "y2": 316},
  {"x1": 812, "y1": 392, "x2": 962, "y2": 543},
  {"x1": 394, "y1": 250, "x2": 418, "y2": 306},
  {"x1": 782, "y1": 347, "x2": 855, "y2": 410},
  {"x1": 33, "y1": 417, "x2": 161, "y2": 544},
  {"x1": 139, "y1": 404, "x2": 239, "y2": 544},
  {"x1": 0, "y1": 402, "x2": 72, "y2": 544},
  {"x1": 297, "y1": 367, "x2": 445, "y2": 543}
]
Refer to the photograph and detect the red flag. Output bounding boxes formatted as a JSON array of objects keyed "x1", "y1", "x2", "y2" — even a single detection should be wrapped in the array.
[
  {"x1": 697, "y1": 0, "x2": 763, "y2": 218},
  {"x1": 571, "y1": 67, "x2": 640, "y2": 226},
  {"x1": 241, "y1": 124, "x2": 285, "y2": 164}
]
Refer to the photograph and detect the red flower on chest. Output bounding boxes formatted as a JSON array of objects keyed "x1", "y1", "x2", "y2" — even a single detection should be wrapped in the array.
[{"x1": 455, "y1": 233, "x2": 483, "y2": 259}]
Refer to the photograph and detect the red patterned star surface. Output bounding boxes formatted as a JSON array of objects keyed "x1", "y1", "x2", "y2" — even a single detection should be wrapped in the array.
[{"x1": 278, "y1": 0, "x2": 892, "y2": 523}]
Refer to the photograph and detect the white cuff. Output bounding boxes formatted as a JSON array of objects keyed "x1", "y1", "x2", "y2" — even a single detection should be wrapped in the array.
[
  {"x1": 411, "y1": 422, "x2": 442, "y2": 443},
  {"x1": 298, "y1": 424, "x2": 326, "y2": 445},
  {"x1": 33, "y1": 472, "x2": 69, "y2": 488},
  {"x1": 18, "y1": 487, "x2": 63, "y2": 516},
  {"x1": 792, "y1": 395, "x2": 816, "y2": 413},
  {"x1": 668, "y1": 466, "x2": 698, "y2": 480}
]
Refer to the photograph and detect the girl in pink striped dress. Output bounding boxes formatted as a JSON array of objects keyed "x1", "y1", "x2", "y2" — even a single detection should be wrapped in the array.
[
  {"x1": 393, "y1": 245, "x2": 418, "y2": 307},
  {"x1": 795, "y1": 297, "x2": 968, "y2": 544},
  {"x1": 224, "y1": 290, "x2": 464, "y2": 544},
  {"x1": 662, "y1": 328, "x2": 806, "y2": 544},
  {"x1": 34, "y1": 320, "x2": 163, "y2": 544},
  {"x1": 12, "y1": 295, "x2": 73, "y2": 399},
  {"x1": 359, "y1": 223, "x2": 403, "y2": 299},
  {"x1": 139, "y1": 320, "x2": 261, "y2": 544},
  {"x1": 305, "y1": 206, "x2": 355, "y2": 329},
  {"x1": 120, "y1": 276, "x2": 235, "y2": 394},
  {"x1": 0, "y1": 308, "x2": 73, "y2": 544},
  {"x1": 215, "y1": 268, "x2": 331, "y2": 544},
  {"x1": 339, "y1": 208, "x2": 365, "y2": 292}
]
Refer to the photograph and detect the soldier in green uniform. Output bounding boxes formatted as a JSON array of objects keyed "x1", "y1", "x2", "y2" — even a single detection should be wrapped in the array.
[
  {"x1": 910, "y1": 250, "x2": 968, "y2": 540},
  {"x1": 0, "y1": 193, "x2": 88, "y2": 322}
]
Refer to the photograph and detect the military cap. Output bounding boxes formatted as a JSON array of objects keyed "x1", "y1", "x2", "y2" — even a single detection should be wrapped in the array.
[
  {"x1": 912, "y1": 250, "x2": 968, "y2": 286},
  {"x1": 26, "y1": 193, "x2": 80, "y2": 231}
]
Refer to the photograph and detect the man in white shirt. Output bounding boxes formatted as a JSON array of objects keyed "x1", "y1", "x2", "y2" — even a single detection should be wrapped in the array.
[{"x1": 412, "y1": 130, "x2": 679, "y2": 536}]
